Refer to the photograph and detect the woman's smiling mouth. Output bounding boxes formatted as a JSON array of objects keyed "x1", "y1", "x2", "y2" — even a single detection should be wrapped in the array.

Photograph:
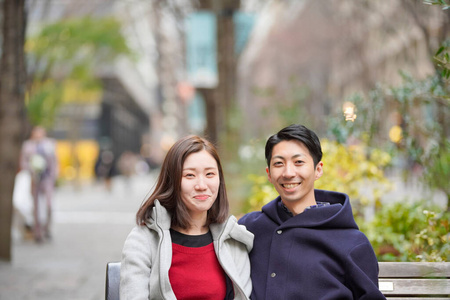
[{"x1": 194, "y1": 194, "x2": 210, "y2": 200}]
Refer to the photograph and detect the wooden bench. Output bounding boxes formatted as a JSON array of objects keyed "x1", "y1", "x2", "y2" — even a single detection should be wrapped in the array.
[
  {"x1": 378, "y1": 262, "x2": 450, "y2": 299},
  {"x1": 105, "y1": 261, "x2": 450, "y2": 300}
]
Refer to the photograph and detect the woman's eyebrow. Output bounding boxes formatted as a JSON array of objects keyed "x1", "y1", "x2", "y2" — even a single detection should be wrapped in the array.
[{"x1": 183, "y1": 166, "x2": 217, "y2": 171}]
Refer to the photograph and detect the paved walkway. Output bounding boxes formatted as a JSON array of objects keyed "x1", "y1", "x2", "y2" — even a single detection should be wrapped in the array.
[{"x1": 0, "y1": 173, "x2": 156, "y2": 300}]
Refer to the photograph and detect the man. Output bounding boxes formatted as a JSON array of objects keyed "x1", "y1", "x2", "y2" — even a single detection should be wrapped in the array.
[{"x1": 239, "y1": 124, "x2": 384, "y2": 299}]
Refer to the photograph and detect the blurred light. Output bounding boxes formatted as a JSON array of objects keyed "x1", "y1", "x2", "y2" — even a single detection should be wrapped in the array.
[
  {"x1": 343, "y1": 102, "x2": 357, "y2": 122},
  {"x1": 389, "y1": 125, "x2": 403, "y2": 143},
  {"x1": 160, "y1": 134, "x2": 176, "y2": 152},
  {"x1": 140, "y1": 143, "x2": 151, "y2": 158},
  {"x1": 177, "y1": 81, "x2": 196, "y2": 104},
  {"x1": 238, "y1": 145, "x2": 254, "y2": 160}
]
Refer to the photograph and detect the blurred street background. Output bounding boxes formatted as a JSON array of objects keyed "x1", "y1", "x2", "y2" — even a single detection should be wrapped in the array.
[
  {"x1": 0, "y1": 173, "x2": 156, "y2": 300},
  {"x1": 0, "y1": 0, "x2": 449, "y2": 298}
]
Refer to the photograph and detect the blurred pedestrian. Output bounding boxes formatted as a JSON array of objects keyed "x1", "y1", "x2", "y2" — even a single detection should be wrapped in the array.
[
  {"x1": 94, "y1": 148, "x2": 115, "y2": 192},
  {"x1": 117, "y1": 151, "x2": 137, "y2": 192},
  {"x1": 117, "y1": 151, "x2": 137, "y2": 177},
  {"x1": 120, "y1": 135, "x2": 253, "y2": 299},
  {"x1": 20, "y1": 126, "x2": 58, "y2": 242}
]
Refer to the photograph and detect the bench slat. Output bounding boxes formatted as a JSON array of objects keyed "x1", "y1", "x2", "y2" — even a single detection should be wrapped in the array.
[
  {"x1": 379, "y1": 279, "x2": 450, "y2": 295},
  {"x1": 386, "y1": 298, "x2": 450, "y2": 300},
  {"x1": 379, "y1": 262, "x2": 450, "y2": 278}
]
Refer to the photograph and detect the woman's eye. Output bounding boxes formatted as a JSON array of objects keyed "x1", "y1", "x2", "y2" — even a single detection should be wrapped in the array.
[
  {"x1": 206, "y1": 172, "x2": 216, "y2": 177},
  {"x1": 185, "y1": 173, "x2": 195, "y2": 178}
]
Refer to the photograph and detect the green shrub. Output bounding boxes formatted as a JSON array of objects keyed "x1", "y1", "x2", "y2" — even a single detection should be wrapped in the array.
[{"x1": 361, "y1": 201, "x2": 450, "y2": 262}]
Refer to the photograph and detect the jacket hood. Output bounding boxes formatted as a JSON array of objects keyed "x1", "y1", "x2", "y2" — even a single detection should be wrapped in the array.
[
  {"x1": 146, "y1": 200, "x2": 254, "y2": 252},
  {"x1": 262, "y1": 189, "x2": 359, "y2": 230},
  {"x1": 144, "y1": 200, "x2": 172, "y2": 231},
  {"x1": 210, "y1": 216, "x2": 254, "y2": 252}
]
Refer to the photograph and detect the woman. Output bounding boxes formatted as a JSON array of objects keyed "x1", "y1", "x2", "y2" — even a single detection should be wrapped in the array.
[
  {"x1": 120, "y1": 135, "x2": 253, "y2": 300},
  {"x1": 20, "y1": 126, "x2": 58, "y2": 242}
]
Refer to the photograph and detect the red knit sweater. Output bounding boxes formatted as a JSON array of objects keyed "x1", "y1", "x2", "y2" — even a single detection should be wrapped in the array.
[{"x1": 169, "y1": 242, "x2": 226, "y2": 299}]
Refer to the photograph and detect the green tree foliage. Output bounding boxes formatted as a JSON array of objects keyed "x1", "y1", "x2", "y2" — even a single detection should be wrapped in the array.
[
  {"x1": 423, "y1": 1, "x2": 450, "y2": 77},
  {"x1": 25, "y1": 16, "x2": 132, "y2": 126},
  {"x1": 332, "y1": 70, "x2": 449, "y2": 210},
  {"x1": 362, "y1": 201, "x2": 450, "y2": 262},
  {"x1": 316, "y1": 140, "x2": 392, "y2": 207},
  {"x1": 422, "y1": 140, "x2": 450, "y2": 199},
  {"x1": 327, "y1": 1, "x2": 450, "y2": 211}
]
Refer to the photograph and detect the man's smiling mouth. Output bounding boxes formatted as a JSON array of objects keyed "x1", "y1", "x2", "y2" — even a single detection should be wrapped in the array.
[{"x1": 282, "y1": 183, "x2": 301, "y2": 189}]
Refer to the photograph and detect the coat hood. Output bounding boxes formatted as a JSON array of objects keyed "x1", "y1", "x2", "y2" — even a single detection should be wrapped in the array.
[
  {"x1": 210, "y1": 215, "x2": 254, "y2": 252},
  {"x1": 261, "y1": 189, "x2": 359, "y2": 230},
  {"x1": 144, "y1": 199, "x2": 172, "y2": 231},
  {"x1": 146, "y1": 200, "x2": 253, "y2": 252}
]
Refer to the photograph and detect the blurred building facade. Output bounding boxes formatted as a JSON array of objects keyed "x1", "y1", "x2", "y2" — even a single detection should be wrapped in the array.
[
  {"x1": 237, "y1": 0, "x2": 446, "y2": 139},
  {"x1": 26, "y1": 0, "x2": 194, "y2": 180},
  {"x1": 22, "y1": 0, "x2": 448, "y2": 180}
]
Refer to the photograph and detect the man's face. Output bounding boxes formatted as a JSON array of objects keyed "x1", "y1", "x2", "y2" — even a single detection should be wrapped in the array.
[{"x1": 266, "y1": 140, "x2": 323, "y2": 206}]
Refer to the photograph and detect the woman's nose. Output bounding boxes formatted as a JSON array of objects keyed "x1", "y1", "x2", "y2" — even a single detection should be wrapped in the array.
[{"x1": 195, "y1": 177, "x2": 207, "y2": 190}]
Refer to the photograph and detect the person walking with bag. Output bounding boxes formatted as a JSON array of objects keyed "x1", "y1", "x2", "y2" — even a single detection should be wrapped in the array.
[{"x1": 20, "y1": 126, "x2": 58, "y2": 242}]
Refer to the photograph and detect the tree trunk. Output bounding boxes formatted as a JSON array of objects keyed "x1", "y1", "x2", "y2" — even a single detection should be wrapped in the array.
[
  {"x1": 198, "y1": 88, "x2": 218, "y2": 143},
  {"x1": 197, "y1": 0, "x2": 240, "y2": 146},
  {"x1": 216, "y1": 0, "x2": 239, "y2": 136},
  {"x1": 0, "y1": 0, "x2": 27, "y2": 261}
]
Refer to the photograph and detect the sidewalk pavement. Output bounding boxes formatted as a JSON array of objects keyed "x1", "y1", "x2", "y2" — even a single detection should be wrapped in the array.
[{"x1": 0, "y1": 172, "x2": 156, "y2": 300}]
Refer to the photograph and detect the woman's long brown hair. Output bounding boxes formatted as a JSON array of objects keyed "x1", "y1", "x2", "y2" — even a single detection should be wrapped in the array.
[{"x1": 136, "y1": 135, "x2": 229, "y2": 229}]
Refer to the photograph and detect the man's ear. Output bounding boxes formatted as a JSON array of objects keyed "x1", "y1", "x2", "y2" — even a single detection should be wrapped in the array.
[
  {"x1": 315, "y1": 161, "x2": 323, "y2": 180},
  {"x1": 266, "y1": 167, "x2": 272, "y2": 182}
]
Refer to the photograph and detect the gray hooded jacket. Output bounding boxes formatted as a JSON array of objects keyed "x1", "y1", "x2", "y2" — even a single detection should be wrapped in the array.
[{"x1": 120, "y1": 200, "x2": 254, "y2": 300}]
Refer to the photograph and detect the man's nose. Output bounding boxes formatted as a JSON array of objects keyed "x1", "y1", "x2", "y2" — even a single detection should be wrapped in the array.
[{"x1": 283, "y1": 162, "x2": 295, "y2": 177}]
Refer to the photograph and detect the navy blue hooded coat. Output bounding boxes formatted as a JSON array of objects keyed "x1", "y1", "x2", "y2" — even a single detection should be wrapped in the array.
[{"x1": 239, "y1": 189, "x2": 385, "y2": 300}]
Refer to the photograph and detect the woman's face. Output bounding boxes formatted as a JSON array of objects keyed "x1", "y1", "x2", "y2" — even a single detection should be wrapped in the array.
[{"x1": 180, "y1": 150, "x2": 220, "y2": 219}]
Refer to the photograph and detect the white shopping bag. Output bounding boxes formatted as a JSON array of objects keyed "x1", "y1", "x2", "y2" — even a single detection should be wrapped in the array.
[{"x1": 13, "y1": 170, "x2": 34, "y2": 225}]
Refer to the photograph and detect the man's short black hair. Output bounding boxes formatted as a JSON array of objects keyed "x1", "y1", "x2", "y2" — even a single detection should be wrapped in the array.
[{"x1": 265, "y1": 124, "x2": 323, "y2": 167}]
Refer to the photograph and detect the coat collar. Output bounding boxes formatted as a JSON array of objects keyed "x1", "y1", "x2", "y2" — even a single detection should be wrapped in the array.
[{"x1": 147, "y1": 200, "x2": 253, "y2": 252}]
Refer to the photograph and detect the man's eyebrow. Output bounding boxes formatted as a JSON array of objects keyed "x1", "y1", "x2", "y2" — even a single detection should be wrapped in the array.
[
  {"x1": 271, "y1": 155, "x2": 285, "y2": 161},
  {"x1": 272, "y1": 153, "x2": 306, "y2": 161}
]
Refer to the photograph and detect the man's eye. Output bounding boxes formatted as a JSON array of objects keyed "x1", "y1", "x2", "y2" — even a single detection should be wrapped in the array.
[{"x1": 273, "y1": 161, "x2": 283, "y2": 166}]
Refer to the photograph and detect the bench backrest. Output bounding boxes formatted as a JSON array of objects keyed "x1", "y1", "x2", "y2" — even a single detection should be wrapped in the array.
[
  {"x1": 105, "y1": 262, "x2": 450, "y2": 300},
  {"x1": 379, "y1": 262, "x2": 450, "y2": 299},
  {"x1": 106, "y1": 262, "x2": 121, "y2": 300}
]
